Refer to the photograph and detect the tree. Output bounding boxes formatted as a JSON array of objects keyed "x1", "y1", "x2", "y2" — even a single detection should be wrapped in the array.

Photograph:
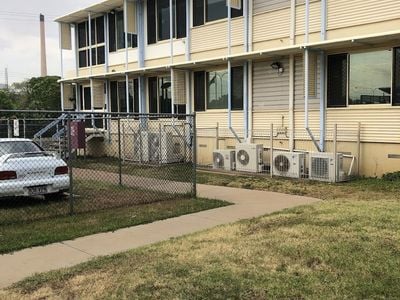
[
  {"x1": 0, "y1": 89, "x2": 16, "y2": 110},
  {"x1": 25, "y1": 76, "x2": 61, "y2": 111}
]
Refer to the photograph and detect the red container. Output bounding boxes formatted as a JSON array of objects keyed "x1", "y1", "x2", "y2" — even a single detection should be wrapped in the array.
[{"x1": 70, "y1": 121, "x2": 86, "y2": 149}]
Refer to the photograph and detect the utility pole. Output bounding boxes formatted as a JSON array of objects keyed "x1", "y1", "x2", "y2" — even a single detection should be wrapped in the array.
[
  {"x1": 4, "y1": 67, "x2": 8, "y2": 90},
  {"x1": 40, "y1": 14, "x2": 48, "y2": 77}
]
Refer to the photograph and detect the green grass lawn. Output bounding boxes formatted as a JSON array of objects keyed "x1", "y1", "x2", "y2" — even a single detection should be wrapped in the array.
[
  {"x1": 0, "y1": 178, "x2": 230, "y2": 254},
  {"x1": 3, "y1": 173, "x2": 400, "y2": 299}
]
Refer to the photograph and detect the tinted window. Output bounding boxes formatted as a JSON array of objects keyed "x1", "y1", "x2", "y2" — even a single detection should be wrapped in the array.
[
  {"x1": 110, "y1": 81, "x2": 118, "y2": 112},
  {"x1": 79, "y1": 50, "x2": 87, "y2": 68},
  {"x1": 176, "y1": 0, "x2": 187, "y2": 38},
  {"x1": 231, "y1": 66, "x2": 243, "y2": 110},
  {"x1": 194, "y1": 71, "x2": 206, "y2": 111},
  {"x1": 0, "y1": 141, "x2": 42, "y2": 156},
  {"x1": 327, "y1": 54, "x2": 348, "y2": 108},
  {"x1": 159, "y1": 76, "x2": 172, "y2": 113},
  {"x1": 97, "y1": 46, "x2": 105, "y2": 65},
  {"x1": 116, "y1": 11, "x2": 125, "y2": 49},
  {"x1": 393, "y1": 48, "x2": 400, "y2": 106},
  {"x1": 118, "y1": 81, "x2": 127, "y2": 112},
  {"x1": 349, "y1": 50, "x2": 392, "y2": 105},
  {"x1": 147, "y1": 0, "x2": 157, "y2": 44},
  {"x1": 148, "y1": 77, "x2": 158, "y2": 113},
  {"x1": 193, "y1": 0, "x2": 205, "y2": 26},
  {"x1": 78, "y1": 22, "x2": 87, "y2": 48},
  {"x1": 207, "y1": 70, "x2": 228, "y2": 109},
  {"x1": 109, "y1": 13, "x2": 116, "y2": 52},
  {"x1": 206, "y1": 0, "x2": 226, "y2": 22},
  {"x1": 134, "y1": 78, "x2": 140, "y2": 113},
  {"x1": 157, "y1": 0, "x2": 172, "y2": 41},
  {"x1": 96, "y1": 16, "x2": 105, "y2": 44}
]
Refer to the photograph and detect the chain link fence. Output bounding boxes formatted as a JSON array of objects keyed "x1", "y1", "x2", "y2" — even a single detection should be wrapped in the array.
[
  {"x1": 0, "y1": 111, "x2": 196, "y2": 226},
  {"x1": 197, "y1": 123, "x2": 360, "y2": 183}
]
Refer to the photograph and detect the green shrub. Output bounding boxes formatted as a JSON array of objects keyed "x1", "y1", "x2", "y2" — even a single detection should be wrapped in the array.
[{"x1": 382, "y1": 171, "x2": 400, "y2": 181}]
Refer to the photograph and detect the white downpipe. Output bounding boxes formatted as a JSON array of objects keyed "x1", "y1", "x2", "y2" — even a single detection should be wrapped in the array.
[
  {"x1": 88, "y1": 12, "x2": 93, "y2": 75},
  {"x1": 124, "y1": 0, "x2": 129, "y2": 70},
  {"x1": 289, "y1": 55, "x2": 295, "y2": 151},
  {"x1": 76, "y1": 83, "x2": 80, "y2": 111},
  {"x1": 170, "y1": 0, "x2": 174, "y2": 64},
  {"x1": 304, "y1": 0, "x2": 321, "y2": 151},
  {"x1": 171, "y1": 68, "x2": 175, "y2": 114},
  {"x1": 126, "y1": 74, "x2": 130, "y2": 113},
  {"x1": 90, "y1": 78, "x2": 95, "y2": 127},
  {"x1": 248, "y1": 60, "x2": 253, "y2": 142},
  {"x1": 74, "y1": 24, "x2": 79, "y2": 77},
  {"x1": 290, "y1": 0, "x2": 296, "y2": 44},
  {"x1": 319, "y1": 0, "x2": 327, "y2": 151},
  {"x1": 243, "y1": 61, "x2": 248, "y2": 141},
  {"x1": 58, "y1": 23, "x2": 64, "y2": 111},
  {"x1": 227, "y1": 1, "x2": 240, "y2": 142},
  {"x1": 60, "y1": 83, "x2": 64, "y2": 111},
  {"x1": 104, "y1": 13, "x2": 109, "y2": 73},
  {"x1": 185, "y1": 0, "x2": 191, "y2": 61}
]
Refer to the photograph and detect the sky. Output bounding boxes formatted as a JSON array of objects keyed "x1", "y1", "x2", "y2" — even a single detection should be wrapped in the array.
[{"x1": 0, "y1": 0, "x2": 95, "y2": 85}]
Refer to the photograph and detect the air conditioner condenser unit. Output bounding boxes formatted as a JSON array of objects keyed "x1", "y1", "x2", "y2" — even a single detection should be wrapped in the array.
[
  {"x1": 213, "y1": 150, "x2": 236, "y2": 171},
  {"x1": 235, "y1": 143, "x2": 264, "y2": 173},
  {"x1": 273, "y1": 151, "x2": 306, "y2": 178},
  {"x1": 309, "y1": 152, "x2": 347, "y2": 183}
]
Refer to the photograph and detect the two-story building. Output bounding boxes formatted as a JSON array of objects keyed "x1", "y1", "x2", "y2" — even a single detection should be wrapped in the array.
[{"x1": 56, "y1": 0, "x2": 400, "y2": 177}]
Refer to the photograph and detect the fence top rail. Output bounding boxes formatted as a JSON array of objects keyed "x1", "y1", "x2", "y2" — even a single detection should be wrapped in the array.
[{"x1": 0, "y1": 110, "x2": 196, "y2": 118}]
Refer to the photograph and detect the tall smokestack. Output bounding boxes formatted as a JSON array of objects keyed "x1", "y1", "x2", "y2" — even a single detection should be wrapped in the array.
[{"x1": 40, "y1": 14, "x2": 47, "y2": 77}]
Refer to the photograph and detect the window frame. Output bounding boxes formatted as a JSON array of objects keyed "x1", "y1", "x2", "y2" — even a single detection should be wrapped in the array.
[
  {"x1": 327, "y1": 49, "x2": 397, "y2": 109},
  {"x1": 192, "y1": 0, "x2": 243, "y2": 27},
  {"x1": 193, "y1": 66, "x2": 244, "y2": 112},
  {"x1": 110, "y1": 79, "x2": 140, "y2": 113},
  {"x1": 77, "y1": 16, "x2": 106, "y2": 68},
  {"x1": 108, "y1": 10, "x2": 138, "y2": 53}
]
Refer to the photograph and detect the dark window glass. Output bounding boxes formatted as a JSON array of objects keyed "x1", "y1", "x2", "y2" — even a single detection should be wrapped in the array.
[
  {"x1": 207, "y1": 70, "x2": 228, "y2": 109},
  {"x1": 193, "y1": 0, "x2": 205, "y2": 26},
  {"x1": 231, "y1": 1, "x2": 243, "y2": 18},
  {"x1": 128, "y1": 33, "x2": 138, "y2": 48},
  {"x1": 134, "y1": 78, "x2": 140, "y2": 113},
  {"x1": 84, "y1": 87, "x2": 91, "y2": 110},
  {"x1": 231, "y1": 66, "x2": 243, "y2": 110},
  {"x1": 148, "y1": 77, "x2": 158, "y2": 113},
  {"x1": 194, "y1": 71, "x2": 206, "y2": 111},
  {"x1": 393, "y1": 48, "x2": 400, "y2": 106},
  {"x1": 157, "y1": 0, "x2": 173, "y2": 41},
  {"x1": 128, "y1": 81, "x2": 134, "y2": 113},
  {"x1": 116, "y1": 11, "x2": 125, "y2": 49},
  {"x1": 90, "y1": 18, "x2": 96, "y2": 45},
  {"x1": 147, "y1": 0, "x2": 157, "y2": 44},
  {"x1": 109, "y1": 13, "x2": 116, "y2": 52},
  {"x1": 97, "y1": 46, "x2": 105, "y2": 65},
  {"x1": 349, "y1": 50, "x2": 391, "y2": 105},
  {"x1": 91, "y1": 48, "x2": 97, "y2": 66},
  {"x1": 118, "y1": 81, "x2": 127, "y2": 112},
  {"x1": 327, "y1": 54, "x2": 348, "y2": 108},
  {"x1": 79, "y1": 50, "x2": 87, "y2": 68},
  {"x1": 206, "y1": 0, "x2": 227, "y2": 22},
  {"x1": 110, "y1": 81, "x2": 118, "y2": 112},
  {"x1": 176, "y1": 0, "x2": 187, "y2": 38},
  {"x1": 78, "y1": 22, "x2": 87, "y2": 48},
  {"x1": 96, "y1": 16, "x2": 105, "y2": 44},
  {"x1": 159, "y1": 76, "x2": 172, "y2": 113},
  {"x1": 0, "y1": 141, "x2": 42, "y2": 156}
]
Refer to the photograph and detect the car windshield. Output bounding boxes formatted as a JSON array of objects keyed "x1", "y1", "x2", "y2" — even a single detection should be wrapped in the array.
[{"x1": 0, "y1": 141, "x2": 43, "y2": 156}]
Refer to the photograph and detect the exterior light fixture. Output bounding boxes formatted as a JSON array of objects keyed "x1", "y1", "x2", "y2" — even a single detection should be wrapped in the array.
[{"x1": 271, "y1": 62, "x2": 284, "y2": 74}]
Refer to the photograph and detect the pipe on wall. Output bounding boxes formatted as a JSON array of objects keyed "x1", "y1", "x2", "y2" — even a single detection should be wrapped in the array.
[
  {"x1": 74, "y1": 23, "x2": 79, "y2": 78},
  {"x1": 125, "y1": 74, "x2": 130, "y2": 113},
  {"x1": 123, "y1": 0, "x2": 129, "y2": 70},
  {"x1": 137, "y1": 0, "x2": 145, "y2": 68},
  {"x1": 289, "y1": 55, "x2": 295, "y2": 151},
  {"x1": 104, "y1": 13, "x2": 109, "y2": 73},
  {"x1": 319, "y1": 0, "x2": 327, "y2": 151},
  {"x1": 185, "y1": 0, "x2": 191, "y2": 61},
  {"x1": 88, "y1": 12, "x2": 93, "y2": 75}
]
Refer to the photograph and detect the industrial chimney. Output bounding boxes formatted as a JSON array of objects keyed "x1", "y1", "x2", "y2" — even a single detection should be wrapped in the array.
[{"x1": 40, "y1": 14, "x2": 47, "y2": 77}]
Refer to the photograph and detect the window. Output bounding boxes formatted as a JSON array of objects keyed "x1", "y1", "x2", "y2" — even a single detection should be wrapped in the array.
[
  {"x1": 110, "y1": 80, "x2": 139, "y2": 113},
  {"x1": 207, "y1": 70, "x2": 228, "y2": 109},
  {"x1": 147, "y1": 0, "x2": 187, "y2": 44},
  {"x1": 193, "y1": 0, "x2": 243, "y2": 27},
  {"x1": 80, "y1": 86, "x2": 92, "y2": 111},
  {"x1": 194, "y1": 71, "x2": 206, "y2": 111},
  {"x1": 77, "y1": 16, "x2": 105, "y2": 68},
  {"x1": 108, "y1": 11, "x2": 137, "y2": 53},
  {"x1": 327, "y1": 54, "x2": 347, "y2": 108},
  {"x1": 231, "y1": 66, "x2": 243, "y2": 110},
  {"x1": 393, "y1": 48, "x2": 400, "y2": 106},
  {"x1": 148, "y1": 76, "x2": 185, "y2": 114},
  {"x1": 328, "y1": 50, "x2": 394, "y2": 107},
  {"x1": 349, "y1": 50, "x2": 392, "y2": 105}
]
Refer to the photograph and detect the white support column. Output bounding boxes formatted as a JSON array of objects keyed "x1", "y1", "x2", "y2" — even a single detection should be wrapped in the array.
[
  {"x1": 60, "y1": 82, "x2": 65, "y2": 111},
  {"x1": 171, "y1": 68, "x2": 175, "y2": 114},
  {"x1": 169, "y1": 0, "x2": 174, "y2": 64},
  {"x1": 185, "y1": 0, "x2": 191, "y2": 61},
  {"x1": 76, "y1": 83, "x2": 81, "y2": 111},
  {"x1": 126, "y1": 74, "x2": 130, "y2": 113},
  {"x1": 185, "y1": 71, "x2": 192, "y2": 114},
  {"x1": 289, "y1": 55, "x2": 295, "y2": 151},
  {"x1": 58, "y1": 23, "x2": 64, "y2": 79},
  {"x1": 104, "y1": 13, "x2": 109, "y2": 73},
  {"x1": 124, "y1": 0, "x2": 129, "y2": 70},
  {"x1": 88, "y1": 12, "x2": 93, "y2": 75},
  {"x1": 74, "y1": 24, "x2": 79, "y2": 77}
]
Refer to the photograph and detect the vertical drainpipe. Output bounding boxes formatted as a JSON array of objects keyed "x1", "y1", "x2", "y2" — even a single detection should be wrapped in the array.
[
  {"x1": 247, "y1": 0, "x2": 253, "y2": 142},
  {"x1": 170, "y1": 0, "x2": 175, "y2": 114},
  {"x1": 243, "y1": 0, "x2": 249, "y2": 142},
  {"x1": 137, "y1": 1, "x2": 147, "y2": 129},
  {"x1": 74, "y1": 24, "x2": 79, "y2": 78},
  {"x1": 59, "y1": 22, "x2": 65, "y2": 112},
  {"x1": 185, "y1": 0, "x2": 191, "y2": 62},
  {"x1": 124, "y1": 0, "x2": 130, "y2": 113},
  {"x1": 319, "y1": 0, "x2": 327, "y2": 152},
  {"x1": 104, "y1": 13, "x2": 109, "y2": 74},
  {"x1": 88, "y1": 12, "x2": 93, "y2": 76},
  {"x1": 289, "y1": 0, "x2": 296, "y2": 151}
]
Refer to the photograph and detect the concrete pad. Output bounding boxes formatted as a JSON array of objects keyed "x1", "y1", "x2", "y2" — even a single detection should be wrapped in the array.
[{"x1": 0, "y1": 183, "x2": 320, "y2": 289}]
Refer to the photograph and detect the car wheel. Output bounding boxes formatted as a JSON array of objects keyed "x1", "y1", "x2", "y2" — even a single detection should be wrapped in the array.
[{"x1": 44, "y1": 191, "x2": 66, "y2": 201}]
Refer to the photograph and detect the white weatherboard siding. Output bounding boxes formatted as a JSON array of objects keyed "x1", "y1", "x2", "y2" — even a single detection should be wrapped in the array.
[{"x1": 253, "y1": 0, "x2": 291, "y2": 14}]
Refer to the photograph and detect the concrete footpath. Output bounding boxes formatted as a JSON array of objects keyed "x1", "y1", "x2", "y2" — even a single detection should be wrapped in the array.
[{"x1": 0, "y1": 184, "x2": 319, "y2": 289}]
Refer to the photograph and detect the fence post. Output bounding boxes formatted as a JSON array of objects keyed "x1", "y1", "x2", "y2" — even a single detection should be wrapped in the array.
[
  {"x1": 270, "y1": 123, "x2": 274, "y2": 178},
  {"x1": 333, "y1": 123, "x2": 338, "y2": 183},
  {"x1": 67, "y1": 114, "x2": 74, "y2": 215},
  {"x1": 357, "y1": 122, "x2": 361, "y2": 176},
  {"x1": 117, "y1": 118, "x2": 122, "y2": 186},
  {"x1": 7, "y1": 119, "x2": 11, "y2": 138},
  {"x1": 216, "y1": 122, "x2": 219, "y2": 149},
  {"x1": 192, "y1": 113, "x2": 197, "y2": 198}
]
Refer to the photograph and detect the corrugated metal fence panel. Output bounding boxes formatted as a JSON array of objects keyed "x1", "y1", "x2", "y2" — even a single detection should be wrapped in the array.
[
  {"x1": 252, "y1": 59, "x2": 290, "y2": 111},
  {"x1": 294, "y1": 55, "x2": 320, "y2": 110},
  {"x1": 296, "y1": 0, "x2": 321, "y2": 35},
  {"x1": 327, "y1": 0, "x2": 400, "y2": 30},
  {"x1": 254, "y1": 0, "x2": 291, "y2": 14},
  {"x1": 191, "y1": 18, "x2": 244, "y2": 53},
  {"x1": 253, "y1": 8, "x2": 291, "y2": 43}
]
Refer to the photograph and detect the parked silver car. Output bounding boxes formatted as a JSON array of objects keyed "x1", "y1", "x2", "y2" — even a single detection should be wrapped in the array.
[{"x1": 0, "y1": 138, "x2": 70, "y2": 198}]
